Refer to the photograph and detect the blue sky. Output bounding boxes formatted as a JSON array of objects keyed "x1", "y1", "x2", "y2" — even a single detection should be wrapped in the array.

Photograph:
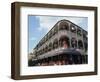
[{"x1": 28, "y1": 15, "x2": 88, "y2": 53}]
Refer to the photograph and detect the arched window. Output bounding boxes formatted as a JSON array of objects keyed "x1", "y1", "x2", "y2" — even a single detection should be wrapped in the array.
[
  {"x1": 48, "y1": 31, "x2": 53, "y2": 39},
  {"x1": 78, "y1": 40, "x2": 83, "y2": 49},
  {"x1": 52, "y1": 27, "x2": 58, "y2": 36},
  {"x1": 59, "y1": 22, "x2": 69, "y2": 30},
  {"x1": 39, "y1": 42, "x2": 42, "y2": 47},
  {"x1": 83, "y1": 31, "x2": 88, "y2": 41},
  {"x1": 42, "y1": 48, "x2": 45, "y2": 54},
  {"x1": 84, "y1": 42, "x2": 88, "y2": 52},
  {"x1": 47, "y1": 33, "x2": 50, "y2": 39},
  {"x1": 48, "y1": 31, "x2": 52, "y2": 39},
  {"x1": 45, "y1": 35, "x2": 48, "y2": 41},
  {"x1": 39, "y1": 50, "x2": 42, "y2": 55},
  {"x1": 37, "y1": 43, "x2": 40, "y2": 48},
  {"x1": 53, "y1": 39, "x2": 58, "y2": 49},
  {"x1": 45, "y1": 45, "x2": 48, "y2": 52},
  {"x1": 38, "y1": 50, "x2": 41, "y2": 55},
  {"x1": 71, "y1": 38, "x2": 77, "y2": 48},
  {"x1": 59, "y1": 36, "x2": 70, "y2": 48},
  {"x1": 44, "y1": 37, "x2": 46, "y2": 43},
  {"x1": 42, "y1": 37, "x2": 45, "y2": 44},
  {"x1": 48, "y1": 42, "x2": 53, "y2": 51},
  {"x1": 35, "y1": 51, "x2": 38, "y2": 57},
  {"x1": 70, "y1": 24, "x2": 76, "y2": 33},
  {"x1": 77, "y1": 28, "x2": 82, "y2": 36},
  {"x1": 54, "y1": 27, "x2": 58, "y2": 34}
]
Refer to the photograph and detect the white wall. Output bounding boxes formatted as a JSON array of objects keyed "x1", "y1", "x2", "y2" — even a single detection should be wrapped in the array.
[{"x1": 0, "y1": 0, "x2": 100, "y2": 82}]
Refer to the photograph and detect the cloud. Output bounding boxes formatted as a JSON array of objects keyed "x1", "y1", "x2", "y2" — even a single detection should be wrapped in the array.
[
  {"x1": 35, "y1": 16, "x2": 58, "y2": 32},
  {"x1": 35, "y1": 16, "x2": 87, "y2": 32}
]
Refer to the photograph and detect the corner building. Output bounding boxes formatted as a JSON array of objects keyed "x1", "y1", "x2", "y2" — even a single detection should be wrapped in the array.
[{"x1": 29, "y1": 19, "x2": 88, "y2": 66}]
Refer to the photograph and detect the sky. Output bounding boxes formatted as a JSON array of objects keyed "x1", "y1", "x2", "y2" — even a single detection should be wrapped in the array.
[{"x1": 28, "y1": 15, "x2": 88, "y2": 53}]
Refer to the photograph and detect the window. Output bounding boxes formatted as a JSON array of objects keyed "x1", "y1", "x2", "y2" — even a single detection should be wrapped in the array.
[
  {"x1": 52, "y1": 27, "x2": 58, "y2": 35},
  {"x1": 35, "y1": 45, "x2": 39, "y2": 50},
  {"x1": 37, "y1": 50, "x2": 40, "y2": 55},
  {"x1": 78, "y1": 40, "x2": 83, "y2": 49},
  {"x1": 71, "y1": 38, "x2": 77, "y2": 48},
  {"x1": 34, "y1": 51, "x2": 38, "y2": 57},
  {"x1": 77, "y1": 28, "x2": 82, "y2": 36},
  {"x1": 39, "y1": 42, "x2": 42, "y2": 47},
  {"x1": 54, "y1": 27, "x2": 58, "y2": 34},
  {"x1": 48, "y1": 42, "x2": 53, "y2": 51},
  {"x1": 59, "y1": 36, "x2": 70, "y2": 48},
  {"x1": 36, "y1": 44, "x2": 39, "y2": 49},
  {"x1": 84, "y1": 42, "x2": 88, "y2": 52},
  {"x1": 42, "y1": 37, "x2": 45, "y2": 44},
  {"x1": 48, "y1": 31, "x2": 53, "y2": 39},
  {"x1": 48, "y1": 31, "x2": 52, "y2": 39},
  {"x1": 53, "y1": 39, "x2": 58, "y2": 49},
  {"x1": 41, "y1": 49, "x2": 44, "y2": 54},
  {"x1": 45, "y1": 45, "x2": 48, "y2": 52},
  {"x1": 70, "y1": 24, "x2": 76, "y2": 33},
  {"x1": 52, "y1": 29, "x2": 55, "y2": 36},
  {"x1": 62, "y1": 25, "x2": 69, "y2": 30},
  {"x1": 43, "y1": 48, "x2": 45, "y2": 54},
  {"x1": 83, "y1": 31, "x2": 88, "y2": 41},
  {"x1": 44, "y1": 36, "x2": 47, "y2": 42},
  {"x1": 59, "y1": 22, "x2": 69, "y2": 30},
  {"x1": 40, "y1": 50, "x2": 42, "y2": 55}
]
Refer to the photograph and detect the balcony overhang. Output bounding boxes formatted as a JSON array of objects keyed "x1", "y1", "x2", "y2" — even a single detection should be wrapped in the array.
[{"x1": 37, "y1": 48, "x2": 83, "y2": 60}]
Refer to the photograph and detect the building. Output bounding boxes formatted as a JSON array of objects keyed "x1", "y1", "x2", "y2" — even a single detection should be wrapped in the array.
[{"x1": 28, "y1": 19, "x2": 88, "y2": 66}]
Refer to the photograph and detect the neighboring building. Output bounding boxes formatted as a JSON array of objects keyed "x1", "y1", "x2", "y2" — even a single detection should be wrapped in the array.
[{"x1": 28, "y1": 19, "x2": 88, "y2": 66}]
